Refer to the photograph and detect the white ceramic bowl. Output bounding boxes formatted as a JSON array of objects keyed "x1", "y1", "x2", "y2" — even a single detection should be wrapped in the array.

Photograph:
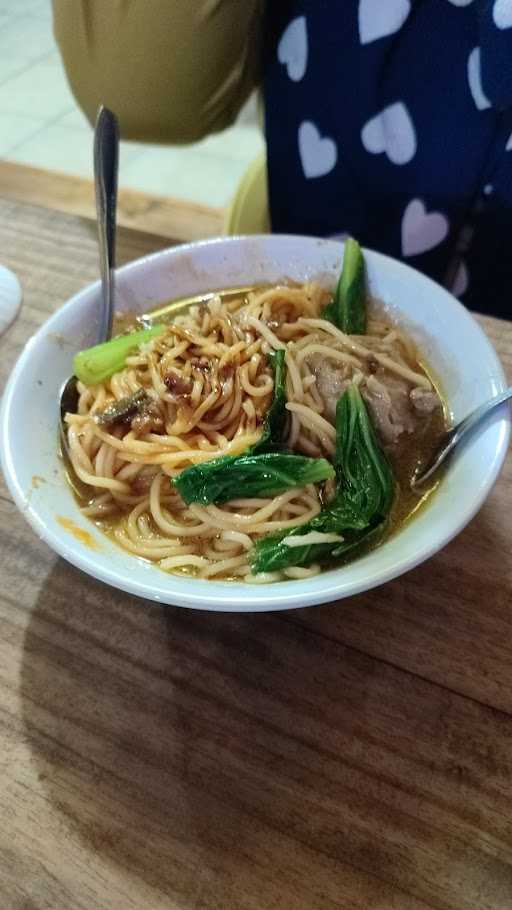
[{"x1": 1, "y1": 236, "x2": 509, "y2": 611}]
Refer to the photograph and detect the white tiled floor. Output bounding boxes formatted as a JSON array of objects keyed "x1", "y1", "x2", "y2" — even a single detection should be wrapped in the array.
[{"x1": 0, "y1": 0, "x2": 264, "y2": 209}]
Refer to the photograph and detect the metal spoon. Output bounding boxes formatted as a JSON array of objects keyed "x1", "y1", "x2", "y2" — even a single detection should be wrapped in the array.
[
  {"x1": 59, "y1": 106, "x2": 119, "y2": 484},
  {"x1": 412, "y1": 386, "x2": 512, "y2": 489}
]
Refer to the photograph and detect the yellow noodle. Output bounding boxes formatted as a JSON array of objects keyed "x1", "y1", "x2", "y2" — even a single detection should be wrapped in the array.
[
  {"x1": 285, "y1": 402, "x2": 336, "y2": 449},
  {"x1": 221, "y1": 530, "x2": 254, "y2": 549},
  {"x1": 243, "y1": 571, "x2": 284, "y2": 584},
  {"x1": 296, "y1": 343, "x2": 361, "y2": 368},
  {"x1": 283, "y1": 565, "x2": 321, "y2": 579},
  {"x1": 285, "y1": 351, "x2": 305, "y2": 402},
  {"x1": 299, "y1": 318, "x2": 431, "y2": 388},
  {"x1": 199, "y1": 555, "x2": 250, "y2": 578},
  {"x1": 296, "y1": 434, "x2": 323, "y2": 457},
  {"x1": 246, "y1": 316, "x2": 286, "y2": 350},
  {"x1": 160, "y1": 555, "x2": 208, "y2": 569},
  {"x1": 240, "y1": 363, "x2": 273, "y2": 397}
]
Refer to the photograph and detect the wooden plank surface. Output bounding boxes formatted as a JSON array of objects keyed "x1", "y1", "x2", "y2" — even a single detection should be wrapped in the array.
[
  {"x1": 0, "y1": 160, "x2": 224, "y2": 241},
  {"x1": 1, "y1": 197, "x2": 512, "y2": 910}
]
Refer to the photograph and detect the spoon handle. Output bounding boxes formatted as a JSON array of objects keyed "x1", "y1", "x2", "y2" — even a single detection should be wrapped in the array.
[
  {"x1": 94, "y1": 106, "x2": 119, "y2": 344},
  {"x1": 449, "y1": 385, "x2": 512, "y2": 452},
  {"x1": 413, "y1": 385, "x2": 512, "y2": 488}
]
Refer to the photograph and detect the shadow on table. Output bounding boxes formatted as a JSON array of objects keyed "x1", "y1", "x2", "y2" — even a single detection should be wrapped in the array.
[{"x1": 18, "y1": 500, "x2": 512, "y2": 908}]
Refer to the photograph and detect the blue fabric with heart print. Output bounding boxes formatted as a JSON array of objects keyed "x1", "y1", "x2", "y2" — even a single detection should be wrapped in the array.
[{"x1": 263, "y1": 0, "x2": 512, "y2": 317}]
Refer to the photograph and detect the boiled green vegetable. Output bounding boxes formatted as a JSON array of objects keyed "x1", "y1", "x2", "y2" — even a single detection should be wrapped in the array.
[
  {"x1": 173, "y1": 348, "x2": 334, "y2": 504},
  {"x1": 333, "y1": 383, "x2": 394, "y2": 521},
  {"x1": 323, "y1": 237, "x2": 366, "y2": 334},
  {"x1": 253, "y1": 349, "x2": 287, "y2": 452},
  {"x1": 74, "y1": 324, "x2": 166, "y2": 386},
  {"x1": 252, "y1": 519, "x2": 385, "y2": 576},
  {"x1": 173, "y1": 452, "x2": 334, "y2": 505},
  {"x1": 251, "y1": 385, "x2": 394, "y2": 573}
]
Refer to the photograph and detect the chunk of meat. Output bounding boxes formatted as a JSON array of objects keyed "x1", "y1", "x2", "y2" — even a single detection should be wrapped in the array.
[
  {"x1": 131, "y1": 470, "x2": 158, "y2": 494},
  {"x1": 164, "y1": 370, "x2": 193, "y2": 397},
  {"x1": 131, "y1": 405, "x2": 164, "y2": 434},
  {"x1": 313, "y1": 359, "x2": 351, "y2": 420},
  {"x1": 312, "y1": 356, "x2": 440, "y2": 451},
  {"x1": 95, "y1": 388, "x2": 150, "y2": 426},
  {"x1": 131, "y1": 399, "x2": 164, "y2": 434},
  {"x1": 410, "y1": 386, "x2": 440, "y2": 415},
  {"x1": 219, "y1": 363, "x2": 234, "y2": 382},
  {"x1": 190, "y1": 357, "x2": 211, "y2": 374},
  {"x1": 362, "y1": 374, "x2": 416, "y2": 447}
]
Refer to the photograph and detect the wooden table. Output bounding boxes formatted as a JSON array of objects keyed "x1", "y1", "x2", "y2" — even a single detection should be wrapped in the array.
[
  {"x1": 1, "y1": 196, "x2": 512, "y2": 910},
  {"x1": 0, "y1": 161, "x2": 224, "y2": 242}
]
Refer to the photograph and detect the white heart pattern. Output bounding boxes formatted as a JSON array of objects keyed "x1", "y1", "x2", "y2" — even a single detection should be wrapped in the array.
[
  {"x1": 358, "y1": 0, "x2": 411, "y2": 45},
  {"x1": 361, "y1": 102, "x2": 416, "y2": 165},
  {"x1": 401, "y1": 199, "x2": 449, "y2": 257},
  {"x1": 493, "y1": 0, "x2": 512, "y2": 28},
  {"x1": 298, "y1": 121, "x2": 338, "y2": 179},
  {"x1": 452, "y1": 260, "x2": 469, "y2": 298},
  {"x1": 446, "y1": 0, "x2": 474, "y2": 6},
  {"x1": 277, "y1": 16, "x2": 308, "y2": 82},
  {"x1": 467, "y1": 47, "x2": 491, "y2": 110}
]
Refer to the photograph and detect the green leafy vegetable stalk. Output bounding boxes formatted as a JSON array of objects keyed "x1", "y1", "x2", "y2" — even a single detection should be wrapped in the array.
[
  {"x1": 173, "y1": 349, "x2": 334, "y2": 504},
  {"x1": 174, "y1": 452, "x2": 334, "y2": 506},
  {"x1": 253, "y1": 349, "x2": 287, "y2": 452},
  {"x1": 74, "y1": 324, "x2": 166, "y2": 386},
  {"x1": 251, "y1": 385, "x2": 395, "y2": 573},
  {"x1": 323, "y1": 237, "x2": 366, "y2": 334}
]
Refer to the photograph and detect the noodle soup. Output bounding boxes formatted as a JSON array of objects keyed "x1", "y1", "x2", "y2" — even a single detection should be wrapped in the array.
[{"x1": 64, "y1": 270, "x2": 447, "y2": 583}]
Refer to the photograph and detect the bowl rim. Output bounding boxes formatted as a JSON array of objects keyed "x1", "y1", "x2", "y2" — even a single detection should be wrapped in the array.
[{"x1": 1, "y1": 234, "x2": 510, "y2": 611}]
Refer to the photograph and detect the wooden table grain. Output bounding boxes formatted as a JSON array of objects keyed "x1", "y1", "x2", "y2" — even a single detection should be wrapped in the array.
[{"x1": 1, "y1": 196, "x2": 511, "y2": 910}]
